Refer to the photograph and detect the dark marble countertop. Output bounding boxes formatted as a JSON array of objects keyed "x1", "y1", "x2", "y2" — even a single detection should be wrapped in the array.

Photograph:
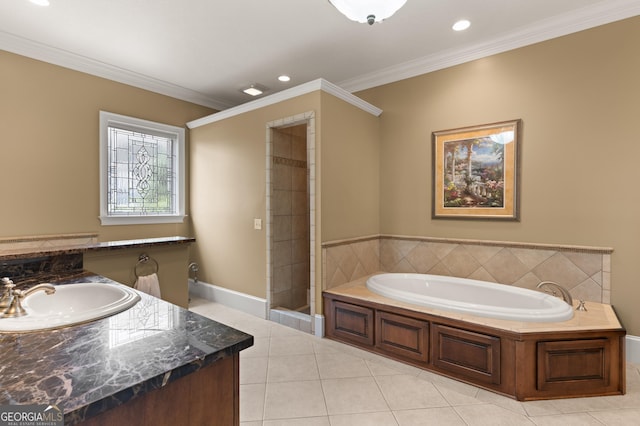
[
  {"x1": 0, "y1": 274, "x2": 253, "y2": 425},
  {"x1": 0, "y1": 236, "x2": 195, "y2": 261}
]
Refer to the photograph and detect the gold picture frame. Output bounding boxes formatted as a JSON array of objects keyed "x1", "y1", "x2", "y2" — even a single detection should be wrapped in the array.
[{"x1": 432, "y1": 119, "x2": 521, "y2": 220}]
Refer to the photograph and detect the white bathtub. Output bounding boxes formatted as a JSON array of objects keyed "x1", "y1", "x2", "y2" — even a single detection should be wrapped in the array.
[{"x1": 366, "y1": 273, "x2": 574, "y2": 322}]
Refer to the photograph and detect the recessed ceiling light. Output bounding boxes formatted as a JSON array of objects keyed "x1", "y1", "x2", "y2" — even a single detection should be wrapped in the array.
[
  {"x1": 30, "y1": 0, "x2": 50, "y2": 6},
  {"x1": 278, "y1": 75, "x2": 291, "y2": 82},
  {"x1": 242, "y1": 84, "x2": 269, "y2": 97},
  {"x1": 243, "y1": 86, "x2": 263, "y2": 96},
  {"x1": 452, "y1": 19, "x2": 471, "y2": 31}
]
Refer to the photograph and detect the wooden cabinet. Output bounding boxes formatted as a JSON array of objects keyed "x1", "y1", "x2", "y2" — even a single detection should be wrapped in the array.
[
  {"x1": 376, "y1": 310, "x2": 429, "y2": 363},
  {"x1": 431, "y1": 323, "x2": 500, "y2": 385},
  {"x1": 325, "y1": 299, "x2": 374, "y2": 346},
  {"x1": 532, "y1": 336, "x2": 625, "y2": 399},
  {"x1": 77, "y1": 353, "x2": 240, "y2": 426},
  {"x1": 323, "y1": 292, "x2": 625, "y2": 401}
]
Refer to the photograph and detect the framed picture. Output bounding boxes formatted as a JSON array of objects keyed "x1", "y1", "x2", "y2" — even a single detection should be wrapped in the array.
[{"x1": 432, "y1": 119, "x2": 521, "y2": 220}]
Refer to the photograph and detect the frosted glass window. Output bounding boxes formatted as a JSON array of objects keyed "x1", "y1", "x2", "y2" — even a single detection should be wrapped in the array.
[{"x1": 99, "y1": 111, "x2": 185, "y2": 225}]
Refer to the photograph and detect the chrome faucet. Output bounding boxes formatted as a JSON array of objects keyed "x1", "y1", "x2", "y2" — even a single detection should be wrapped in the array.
[
  {"x1": 188, "y1": 262, "x2": 199, "y2": 283},
  {"x1": 0, "y1": 277, "x2": 16, "y2": 310},
  {"x1": 1, "y1": 282, "x2": 56, "y2": 318},
  {"x1": 536, "y1": 281, "x2": 573, "y2": 307}
]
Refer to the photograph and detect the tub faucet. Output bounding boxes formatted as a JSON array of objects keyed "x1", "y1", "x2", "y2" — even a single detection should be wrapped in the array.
[
  {"x1": 536, "y1": 281, "x2": 573, "y2": 307},
  {"x1": 1, "y1": 283, "x2": 56, "y2": 318}
]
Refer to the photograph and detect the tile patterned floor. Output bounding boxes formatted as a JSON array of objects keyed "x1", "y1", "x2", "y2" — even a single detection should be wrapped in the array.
[{"x1": 189, "y1": 298, "x2": 640, "y2": 426}]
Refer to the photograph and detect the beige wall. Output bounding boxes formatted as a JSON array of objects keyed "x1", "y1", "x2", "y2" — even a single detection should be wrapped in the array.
[
  {"x1": 0, "y1": 50, "x2": 213, "y2": 241},
  {"x1": 1, "y1": 51, "x2": 213, "y2": 303},
  {"x1": 190, "y1": 94, "x2": 320, "y2": 300},
  {"x1": 189, "y1": 91, "x2": 380, "y2": 303},
  {"x1": 84, "y1": 245, "x2": 191, "y2": 307},
  {"x1": 320, "y1": 93, "x2": 380, "y2": 242},
  {"x1": 357, "y1": 17, "x2": 640, "y2": 334}
]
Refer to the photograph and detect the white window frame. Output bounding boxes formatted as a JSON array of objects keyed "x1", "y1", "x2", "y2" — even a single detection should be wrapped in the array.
[{"x1": 99, "y1": 111, "x2": 186, "y2": 225}]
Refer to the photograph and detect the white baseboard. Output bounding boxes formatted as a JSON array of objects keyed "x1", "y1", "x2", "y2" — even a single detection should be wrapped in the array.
[
  {"x1": 188, "y1": 280, "x2": 267, "y2": 319},
  {"x1": 627, "y1": 335, "x2": 640, "y2": 364},
  {"x1": 314, "y1": 314, "x2": 325, "y2": 338}
]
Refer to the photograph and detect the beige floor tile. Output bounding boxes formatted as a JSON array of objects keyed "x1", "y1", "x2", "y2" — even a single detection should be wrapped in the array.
[
  {"x1": 264, "y1": 380, "x2": 327, "y2": 420},
  {"x1": 366, "y1": 358, "x2": 424, "y2": 377},
  {"x1": 418, "y1": 370, "x2": 480, "y2": 398},
  {"x1": 232, "y1": 319, "x2": 274, "y2": 338},
  {"x1": 190, "y1": 298, "x2": 637, "y2": 425},
  {"x1": 322, "y1": 376, "x2": 389, "y2": 415},
  {"x1": 588, "y1": 408, "x2": 640, "y2": 425},
  {"x1": 434, "y1": 382, "x2": 486, "y2": 407},
  {"x1": 375, "y1": 375, "x2": 448, "y2": 410},
  {"x1": 597, "y1": 392, "x2": 640, "y2": 409},
  {"x1": 454, "y1": 404, "x2": 535, "y2": 426},
  {"x1": 240, "y1": 383, "x2": 266, "y2": 422},
  {"x1": 269, "y1": 335, "x2": 315, "y2": 356},
  {"x1": 394, "y1": 407, "x2": 466, "y2": 425},
  {"x1": 316, "y1": 352, "x2": 371, "y2": 379},
  {"x1": 270, "y1": 322, "x2": 305, "y2": 337},
  {"x1": 267, "y1": 354, "x2": 319, "y2": 382},
  {"x1": 263, "y1": 416, "x2": 331, "y2": 426},
  {"x1": 521, "y1": 400, "x2": 562, "y2": 417},
  {"x1": 241, "y1": 336, "x2": 270, "y2": 358},
  {"x1": 330, "y1": 411, "x2": 399, "y2": 426},
  {"x1": 475, "y1": 388, "x2": 528, "y2": 416},
  {"x1": 528, "y1": 412, "x2": 603, "y2": 425},
  {"x1": 546, "y1": 395, "x2": 618, "y2": 414},
  {"x1": 240, "y1": 356, "x2": 269, "y2": 384},
  {"x1": 313, "y1": 337, "x2": 348, "y2": 354}
]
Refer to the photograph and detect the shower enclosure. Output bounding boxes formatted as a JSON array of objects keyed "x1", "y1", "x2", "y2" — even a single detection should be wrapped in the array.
[{"x1": 270, "y1": 123, "x2": 310, "y2": 313}]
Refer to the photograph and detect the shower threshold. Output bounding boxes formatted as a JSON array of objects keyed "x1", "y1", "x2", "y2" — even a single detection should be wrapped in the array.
[{"x1": 270, "y1": 306, "x2": 312, "y2": 333}]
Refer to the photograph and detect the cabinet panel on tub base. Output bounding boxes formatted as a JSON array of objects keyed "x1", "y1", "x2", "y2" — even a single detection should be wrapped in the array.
[{"x1": 323, "y1": 292, "x2": 626, "y2": 401}]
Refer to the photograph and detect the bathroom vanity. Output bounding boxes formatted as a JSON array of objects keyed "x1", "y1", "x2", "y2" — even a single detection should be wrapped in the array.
[
  {"x1": 323, "y1": 277, "x2": 626, "y2": 401},
  {"x1": 0, "y1": 273, "x2": 252, "y2": 425}
]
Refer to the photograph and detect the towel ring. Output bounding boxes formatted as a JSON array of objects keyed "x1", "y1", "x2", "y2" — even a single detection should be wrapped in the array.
[{"x1": 135, "y1": 253, "x2": 159, "y2": 278}]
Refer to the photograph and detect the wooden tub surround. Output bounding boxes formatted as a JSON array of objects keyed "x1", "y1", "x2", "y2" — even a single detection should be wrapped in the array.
[{"x1": 323, "y1": 277, "x2": 626, "y2": 401}]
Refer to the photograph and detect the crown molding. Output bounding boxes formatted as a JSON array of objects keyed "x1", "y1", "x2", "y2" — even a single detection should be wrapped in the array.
[
  {"x1": 0, "y1": 31, "x2": 232, "y2": 110},
  {"x1": 3, "y1": 0, "x2": 638, "y2": 110},
  {"x1": 339, "y1": 0, "x2": 640, "y2": 93},
  {"x1": 187, "y1": 78, "x2": 382, "y2": 129}
]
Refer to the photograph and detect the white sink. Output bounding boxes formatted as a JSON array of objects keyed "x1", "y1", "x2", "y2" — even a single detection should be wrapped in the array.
[{"x1": 0, "y1": 283, "x2": 141, "y2": 332}]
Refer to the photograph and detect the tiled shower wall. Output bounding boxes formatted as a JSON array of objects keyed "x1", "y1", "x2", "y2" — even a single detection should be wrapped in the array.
[
  {"x1": 323, "y1": 236, "x2": 612, "y2": 304},
  {"x1": 271, "y1": 125, "x2": 310, "y2": 310}
]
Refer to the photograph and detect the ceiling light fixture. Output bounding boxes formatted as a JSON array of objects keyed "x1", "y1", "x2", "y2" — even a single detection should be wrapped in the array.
[
  {"x1": 242, "y1": 84, "x2": 268, "y2": 97},
  {"x1": 278, "y1": 75, "x2": 291, "y2": 82},
  {"x1": 243, "y1": 86, "x2": 263, "y2": 96},
  {"x1": 328, "y1": 0, "x2": 407, "y2": 25},
  {"x1": 452, "y1": 19, "x2": 471, "y2": 31},
  {"x1": 29, "y1": 0, "x2": 50, "y2": 6}
]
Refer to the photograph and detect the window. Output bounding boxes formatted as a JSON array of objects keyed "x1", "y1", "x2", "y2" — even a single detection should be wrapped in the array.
[{"x1": 99, "y1": 111, "x2": 185, "y2": 225}]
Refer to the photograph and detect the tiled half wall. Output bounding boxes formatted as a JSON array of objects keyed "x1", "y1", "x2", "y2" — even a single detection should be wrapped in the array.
[{"x1": 322, "y1": 235, "x2": 612, "y2": 304}]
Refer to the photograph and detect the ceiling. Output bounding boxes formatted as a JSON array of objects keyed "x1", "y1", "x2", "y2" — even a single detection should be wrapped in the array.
[{"x1": 1, "y1": 0, "x2": 639, "y2": 110}]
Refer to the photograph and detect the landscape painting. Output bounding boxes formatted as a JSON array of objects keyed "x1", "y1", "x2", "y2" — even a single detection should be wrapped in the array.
[{"x1": 432, "y1": 120, "x2": 520, "y2": 220}]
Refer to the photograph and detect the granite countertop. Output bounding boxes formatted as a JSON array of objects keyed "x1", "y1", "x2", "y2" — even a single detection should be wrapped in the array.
[
  {"x1": 0, "y1": 274, "x2": 253, "y2": 425},
  {"x1": 0, "y1": 236, "x2": 195, "y2": 260}
]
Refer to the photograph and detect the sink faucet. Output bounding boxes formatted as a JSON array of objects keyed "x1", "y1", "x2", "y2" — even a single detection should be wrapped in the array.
[
  {"x1": 0, "y1": 277, "x2": 16, "y2": 310},
  {"x1": 536, "y1": 281, "x2": 573, "y2": 307},
  {"x1": 1, "y1": 282, "x2": 56, "y2": 318}
]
